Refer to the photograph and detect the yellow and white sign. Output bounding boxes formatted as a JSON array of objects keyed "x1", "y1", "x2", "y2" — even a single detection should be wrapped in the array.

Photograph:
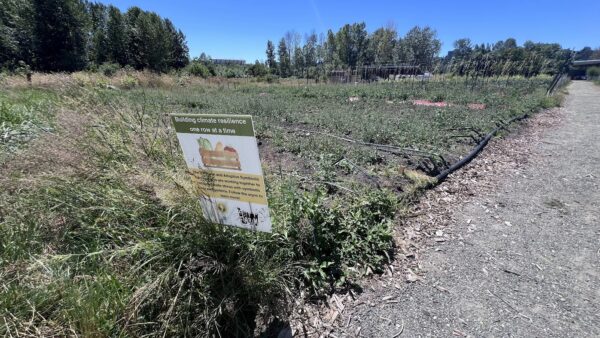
[{"x1": 172, "y1": 114, "x2": 271, "y2": 232}]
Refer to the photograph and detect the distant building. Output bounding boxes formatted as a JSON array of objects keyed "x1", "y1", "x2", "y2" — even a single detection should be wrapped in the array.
[
  {"x1": 211, "y1": 59, "x2": 246, "y2": 65},
  {"x1": 570, "y1": 59, "x2": 600, "y2": 79}
]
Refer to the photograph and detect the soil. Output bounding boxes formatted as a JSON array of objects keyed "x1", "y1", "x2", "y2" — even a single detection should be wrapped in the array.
[{"x1": 294, "y1": 82, "x2": 600, "y2": 337}]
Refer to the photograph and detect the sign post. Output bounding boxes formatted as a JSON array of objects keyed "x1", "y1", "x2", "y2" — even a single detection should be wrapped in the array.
[{"x1": 171, "y1": 113, "x2": 272, "y2": 232}]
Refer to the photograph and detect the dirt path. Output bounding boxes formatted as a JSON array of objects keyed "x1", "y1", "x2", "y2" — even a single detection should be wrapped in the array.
[{"x1": 330, "y1": 81, "x2": 600, "y2": 337}]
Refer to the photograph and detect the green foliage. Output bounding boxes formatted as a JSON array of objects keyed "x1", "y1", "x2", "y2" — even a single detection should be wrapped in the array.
[
  {"x1": 267, "y1": 23, "x2": 572, "y2": 79},
  {"x1": 335, "y1": 22, "x2": 370, "y2": 68},
  {"x1": 32, "y1": 0, "x2": 88, "y2": 71},
  {"x1": 371, "y1": 27, "x2": 397, "y2": 65},
  {"x1": 258, "y1": 73, "x2": 279, "y2": 83},
  {"x1": 586, "y1": 66, "x2": 600, "y2": 79},
  {"x1": 0, "y1": 0, "x2": 189, "y2": 72},
  {"x1": 271, "y1": 185, "x2": 396, "y2": 293},
  {"x1": 119, "y1": 74, "x2": 139, "y2": 89},
  {"x1": 0, "y1": 88, "x2": 57, "y2": 158},
  {"x1": 539, "y1": 95, "x2": 562, "y2": 109},
  {"x1": 397, "y1": 26, "x2": 442, "y2": 69},
  {"x1": 266, "y1": 40, "x2": 277, "y2": 72},
  {"x1": 574, "y1": 46, "x2": 600, "y2": 61},
  {"x1": 247, "y1": 61, "x2": 268, "y2": 77},
  {"x1": 0, "y1": 0, "x2": 35, "y2": 70},
  {"x1": 186, "y1": 62, "x2": 211, "y2": 78},
  {"x1": 98, "y1": 62, "x2": 120, "y2": 77},
  {"x1": 271, "y1": 23, "x2": 444, "y2": 77},
  {"x1": 447, "y1": 39, "x2": 572, "y2": 77},
  {"x1": 277, "y1": 38, "x2": 291, "y2": 77}
]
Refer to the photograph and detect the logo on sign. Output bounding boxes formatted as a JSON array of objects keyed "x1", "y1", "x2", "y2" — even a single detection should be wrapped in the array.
[{"x1": 237, "y1": 207, "x2": 259, "y2": 227}]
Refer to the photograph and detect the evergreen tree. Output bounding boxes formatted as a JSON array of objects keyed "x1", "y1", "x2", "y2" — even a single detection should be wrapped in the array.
[
  {"x1": 106, "y1": 5, "x2": 127, "y2": 65},
  {"x1": 0, "y1": 0, "x2": 19, "y2": 68},
  {"x1": 265, "y1": 40, "x2": 277, "y2": 72},
  {"x1": 293, "y1": 46, "x2": 303, "y2": 75},
  {"x1": 0, "y1": 0, "x2": 34, "y2": 69},
  {"x1": 303, "y1": 33, "x2": 317, "y2": 68},
  {"x1": 32, "y1": 0, "x2": 87, "y2": 71},
  {"x1": 125, "y1": 7, "x2": 144, "y2": 69},
  {"x1": 138, "y1": 12, "x2": 170, "y2": 71},
  {"x1": 277, "y1": 38, "x2": 291, "y2": 77},
  {"x1": 324, "y1": 29, "x2": 337, "y2": 67},
  {"x1": 87, "y1": 2, "x2": 109, "y2": 65},
  {"x1": 165, "y1": 19, "x2": 189, "y2": 69},
  {"x1": 0, "y1": 0, "x2": 189, "y2": 72}
]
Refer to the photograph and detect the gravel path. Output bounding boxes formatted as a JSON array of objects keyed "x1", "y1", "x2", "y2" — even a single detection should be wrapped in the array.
[{"x1": 330, "y1": 81, "x2": 600, "y2": 337}]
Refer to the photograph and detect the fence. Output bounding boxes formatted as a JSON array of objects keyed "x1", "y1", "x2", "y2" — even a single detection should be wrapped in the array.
[{"x1": 546, "y1": 73, "x2": 569, "y2": 96}]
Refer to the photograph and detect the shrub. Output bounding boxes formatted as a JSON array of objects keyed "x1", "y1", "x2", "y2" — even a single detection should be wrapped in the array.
[
  {"x1": 270, "y1": 184, "x2": 396, "y2": 294},
  {"x1": 586, "y1": 66, "x2": 600, "y2": 79},
  {"x1": 187, "y1": 62, "x2": 211, "y2": 78},
  {"x1": 98, "y1": 62, "x2": 121, "y2": 77},
  {"x1": 119, "y1": 75, "x2": 138, "y2": 89},
  {"x1": 225, "y1": 68, "x2": 239, "y2": 78},
  {"x1": 247, "y1": 61, "x2": 268, "y2": 77}
]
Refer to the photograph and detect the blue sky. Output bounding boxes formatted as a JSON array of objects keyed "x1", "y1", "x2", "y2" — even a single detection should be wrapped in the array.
[{"x1": 100, "y1": 0, "x2": 599, "y2": 62}]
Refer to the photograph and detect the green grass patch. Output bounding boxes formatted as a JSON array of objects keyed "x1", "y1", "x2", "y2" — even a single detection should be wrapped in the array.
[{"x1": 0, "y1": 88, "x2": 60, "y2": 161}]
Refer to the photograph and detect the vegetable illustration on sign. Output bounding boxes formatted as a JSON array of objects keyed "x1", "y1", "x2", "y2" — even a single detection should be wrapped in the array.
[{"x1": 198, "y1": 137, "x2": 241, "y2": 170}]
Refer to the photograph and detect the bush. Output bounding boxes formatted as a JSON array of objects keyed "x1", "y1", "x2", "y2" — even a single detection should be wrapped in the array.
[
  {"x1": 98, "y1": 62, "x2": 121, "y2": 77},
  {"x1": 247, "y1": 61, "x2": 268, "y2": 77},
  {"x1": 225, "y1": 68, "x2": 239, "y2": 78},
  {"x1": 587, "y1": 66, "x2": 600, "y2": 79},
  {"x1": 270, "y1": 184, "x2": 396, "y2": 294},
  {"x1": 119, "y1": 75, "x2": 138, "y2": 89},
  {"x1": 187, "y1": 62, "x2": 211, "y2": 78}
]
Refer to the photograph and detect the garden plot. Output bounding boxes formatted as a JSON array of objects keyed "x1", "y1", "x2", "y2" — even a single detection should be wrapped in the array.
[{"x1": 0, "y1": 74, "x2": 560, "y2": 337}]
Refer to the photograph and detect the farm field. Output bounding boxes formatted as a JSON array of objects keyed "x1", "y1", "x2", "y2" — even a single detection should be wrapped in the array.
[{"x1": 0, "y1": 73, "x2": 560, "y2": 336}]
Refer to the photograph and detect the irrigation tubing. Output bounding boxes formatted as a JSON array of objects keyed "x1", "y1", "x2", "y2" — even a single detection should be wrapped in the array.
[{"x1": 435, "y1": 112, "x2": 530, "y2": 183}]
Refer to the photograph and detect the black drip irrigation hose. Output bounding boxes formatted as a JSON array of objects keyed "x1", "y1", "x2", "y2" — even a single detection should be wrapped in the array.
[{"x1": 434, "y1": 112, "x2": 530, "y2": 183}]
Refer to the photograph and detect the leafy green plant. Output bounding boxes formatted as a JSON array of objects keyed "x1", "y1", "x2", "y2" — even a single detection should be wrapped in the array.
[
  {"x1": 119, "y1": 75, "x2": 139, "y2": 89},
  {"x1": 98, "y1": 62, "x2": 121, "y2": 77},
  {"x1": 587, "y1": 66, "x2": 600, "y2": 79},
  {"x1": 270, "y1": 183, "x2": 396, "y2": 294},
  {"x1": 186, "y1": 62, "x2": 211, "y2": 78}
]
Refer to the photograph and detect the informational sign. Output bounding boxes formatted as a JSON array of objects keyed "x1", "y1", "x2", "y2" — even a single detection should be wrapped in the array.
[{"x1": 171, "y1": 113, "x2": 271, "y2": 232}]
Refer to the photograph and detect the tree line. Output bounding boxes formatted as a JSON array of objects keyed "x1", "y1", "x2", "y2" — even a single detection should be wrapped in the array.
[
  {"x1": 265, "y1": 24, "x2": 442, "y2": 78},
  {"x1": 0, "y1": 0, "x2": 189, "y2": 72},
  {"x1": 442, "y1": 38, "x2": 572, "y2": 78},
  {"x1": 265, "y1": 23, "x2": 589, "y2": 78}
]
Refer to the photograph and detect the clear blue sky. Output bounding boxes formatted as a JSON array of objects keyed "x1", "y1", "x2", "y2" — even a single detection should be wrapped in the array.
[{"x1": 100, "y1": 0, "x2": 599, "y2": 62}]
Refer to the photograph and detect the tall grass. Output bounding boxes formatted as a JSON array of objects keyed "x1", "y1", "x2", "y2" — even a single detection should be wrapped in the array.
[{"x1": 0, "y1": 73, "x2": 557, "y2": 336}]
